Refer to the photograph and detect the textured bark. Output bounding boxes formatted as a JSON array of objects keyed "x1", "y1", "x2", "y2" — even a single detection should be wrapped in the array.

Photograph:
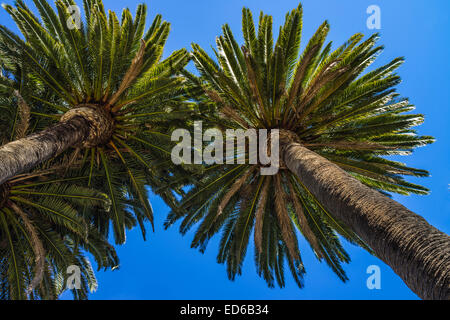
[
  {"x1": 281, "y1": 141, "x2": 450, "y2": 300},
  {"x1": 59, "y1": 105, "x2": 114, "y2": 148},
  {"x1": 0, "y1": 115, "x2": 89, "y2": 185},
  {"x1": 0, "y1": 105, "x2": 113, "y2": 185}
]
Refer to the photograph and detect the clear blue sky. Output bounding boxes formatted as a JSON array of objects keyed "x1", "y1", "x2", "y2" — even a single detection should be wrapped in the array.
[{"x1": 1, "y1": 0, "x2": 449, "y2": 300}]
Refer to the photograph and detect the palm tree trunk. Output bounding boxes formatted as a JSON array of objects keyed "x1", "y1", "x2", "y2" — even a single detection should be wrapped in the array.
[
  {"x1": 281, "y1": 140, "x2": 450, "y2": 300},
  {"x1": 0, "y1": 115, "x2": 90, "y2": 185},
  {"x1": 0, "y1": 105, "x2": 114, "y2": 185}
]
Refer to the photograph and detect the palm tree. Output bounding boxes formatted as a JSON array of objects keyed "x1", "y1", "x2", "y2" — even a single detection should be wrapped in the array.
[
  {"x1": 167, "y1": 4, "x2": 450, "y2": 299},
  {"x1": 0, "y1": 0, "x2": 195, "y2": 243},
  {"x1": 0, "y1": 91, "x2": 118, "y2": 300}
]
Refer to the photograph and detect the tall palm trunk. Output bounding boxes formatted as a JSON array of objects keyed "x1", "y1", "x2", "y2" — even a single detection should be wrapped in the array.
[
  {"x1": 0, "y1": 106, "x2": 113, "y2": 185},
  {"x1": 281, "y1": 140, "x2": 450, "y2": 300}
]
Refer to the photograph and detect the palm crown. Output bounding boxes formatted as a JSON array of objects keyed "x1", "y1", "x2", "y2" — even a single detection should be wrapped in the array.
[
  {"x1": 0, "y1": 0, "x2": 195, "y2": 243},
  {"x1": 0, "y1": 91, "x2": 117, "y2": 300},
  {"x1": 166, "y1": 4, "x2": 434, "y2": 288}
]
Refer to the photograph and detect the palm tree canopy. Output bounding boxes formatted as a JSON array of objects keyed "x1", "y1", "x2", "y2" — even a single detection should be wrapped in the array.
[
  {"x1": 166, "y1": 4, "x2": 435, "y2": 288},
  {"x1": 0, "y1": 92, "x2": 118, "y2": 300},
  {"x1": 0, "y1": 0, "x2": 197, "y2": 244}
]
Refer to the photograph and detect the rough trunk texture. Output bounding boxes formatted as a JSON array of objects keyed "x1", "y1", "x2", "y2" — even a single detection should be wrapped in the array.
[
  {"x1": 0, "y1": 105, "x2": 113, "y2": 185},
  {"x1": 59, "y1": 105, "x2": 114, "y2": 148},
  {"x1": 0, "y1": 115, "x2": 89, "y2": 185},
  {"x1": 281, "y1": 141, "x2": 450, "y2": 300}
]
